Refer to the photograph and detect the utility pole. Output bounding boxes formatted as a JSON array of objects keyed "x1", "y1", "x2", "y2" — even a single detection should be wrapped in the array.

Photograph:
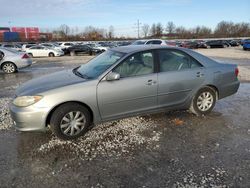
[{"x1": 135, "y1": 19, "x2": 142, "y2": 39}]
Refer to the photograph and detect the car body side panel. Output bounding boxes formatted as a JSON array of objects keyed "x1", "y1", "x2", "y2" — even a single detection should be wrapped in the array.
[
  {"x1": 97, "y1": 74, "x2": 158, "y2": 121},
  {"x1": 39, "y1": 80, "x2": 102, "y2": 124},
  {"x1": 157, "y1": 67, "x2": 206, "y2": 108}
]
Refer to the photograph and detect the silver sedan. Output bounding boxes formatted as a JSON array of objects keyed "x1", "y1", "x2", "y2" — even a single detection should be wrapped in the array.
[
  {"x1": 10, "y1": 45, "x2": 240, "y2": 140},
  {"x1": 0, "y1": 47, "x2": 32, "y2": 73}
]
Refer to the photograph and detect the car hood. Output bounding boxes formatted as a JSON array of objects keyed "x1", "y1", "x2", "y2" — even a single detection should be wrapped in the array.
[{"x1": 16, "y1": 69, "x2": 85, "y2": 96}]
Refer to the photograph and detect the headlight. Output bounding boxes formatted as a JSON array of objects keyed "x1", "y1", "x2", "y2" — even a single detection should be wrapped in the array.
[{"x1": 13, "y1": 96, "x2": 43, "y2": 107}]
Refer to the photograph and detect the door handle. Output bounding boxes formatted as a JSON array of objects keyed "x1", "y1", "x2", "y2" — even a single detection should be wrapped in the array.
[
  {"x1": 146, "y1": 80, "x2": 157, "y2": 85},
  {"x1": 196, "y1": 72, "x2": 204, "y2": 77}
]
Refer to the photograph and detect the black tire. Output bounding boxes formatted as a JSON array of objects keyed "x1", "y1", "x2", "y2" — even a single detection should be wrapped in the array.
[
  {"x1": 189, "y1": 87, "x2": 216, "y2": 116},
  {"x1": 28, "y1": 53, "x2": 33, "y2": 57},
  {"x1": 1, "y1": 62, "x2": 17, "y2": 74},
  {"x1": 49, "y1": 52, "x2": 55, "y2": 57},
  {"x1": 50, "y1": 102, "x2": 91, "y2": 140},
  {"x1": 0, "y1": 52, "x2": 4, "y2": 61}
]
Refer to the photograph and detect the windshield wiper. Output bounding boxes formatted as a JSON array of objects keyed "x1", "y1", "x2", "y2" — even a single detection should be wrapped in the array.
[{"x1": 73, "y1": 67, "x2": 89, "y2": 79}]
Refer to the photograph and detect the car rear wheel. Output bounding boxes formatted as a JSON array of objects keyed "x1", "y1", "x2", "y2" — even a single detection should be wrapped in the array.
[
  {"x1": 49, "y1": 52, "x2": 55, "y2": 57},
  {"x1": 189, "y1": 87, "x2": 216, "y2": 116},
  {"x1": 70, "y1": 51, "x2": 76, "y2": 56},
  {"x1": 50, "y1": 102, "x2": 91, "y2": 140},
  {"x1": 28, "y1": 53, "x2": 33, "y2": 57},
  {"x1": 2, "y1": 62, "x2": 17, "y2": 74}
]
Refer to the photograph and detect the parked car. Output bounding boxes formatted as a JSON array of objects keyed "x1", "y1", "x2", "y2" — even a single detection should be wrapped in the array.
[
  {"x1": 117, "y1": 41, "x2": 132, "y2": 46},
  {"x1": 132, "y1": 39, "x2": 167, "y2": 45},
  {"x1": 243, "y1": 40, "x2": 250, "y2": 50},
  {"x1": 206, "y1": 40, "x2": 230, "y2": 48},
  {"x1": 40, "y1": 43, "x2": 63, "y2": 51},
  {"x1": 65, "y1": 44, "x2": 102, "y2": 56},
  {"x1": 59, "y1": 42, "x2": 74, "y2": 49},
  {"x1": 22, "y1": 44, "x2": 36, "y2": 51},
  {"x1": 25, "y1": 45, "x2": 64, "y2": 57},
  {"x1": 226, "y1": 40, "x2": 240, "y2": 47},
  {"x1": 180, "y1": 41, "x2": 199, "y2": 49},
  {"x1": 165, "y1": 41, "x2": 178, "y2": 46},
  {"x1": 10, "y1": 45, "x2": 240, "y2": 140},
  {"x1": 1, "y1": 44, "x2": 22, "y2": 51},
  {"x1": 0, "y1": 47, "x2": 32, "y2": 73},
  {"x1": 87, "y1": 43, "x2": 109, "y2": 52}
]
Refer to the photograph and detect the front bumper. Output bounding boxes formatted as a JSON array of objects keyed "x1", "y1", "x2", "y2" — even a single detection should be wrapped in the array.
[{"x1": 9, "y1": 103, "x2": 48, "y2": 132}]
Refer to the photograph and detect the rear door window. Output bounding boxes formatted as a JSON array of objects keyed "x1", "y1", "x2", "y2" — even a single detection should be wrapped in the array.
[{"x1": 158, "y1": 50, "x2": 202, "y2": 72}]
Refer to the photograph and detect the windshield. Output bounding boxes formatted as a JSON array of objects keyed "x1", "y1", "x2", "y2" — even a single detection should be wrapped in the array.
[{"x1": 76, "y1": 50, "x2": 125, "y2": 79}]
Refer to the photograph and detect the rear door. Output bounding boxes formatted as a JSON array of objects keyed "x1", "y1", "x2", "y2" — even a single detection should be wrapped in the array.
[
  {"x1": 97, "y1": 51, "x2": 158, "y2": 120},
  {"x1": 157, "y1": 49, "x2": 205, "y2": 108}
]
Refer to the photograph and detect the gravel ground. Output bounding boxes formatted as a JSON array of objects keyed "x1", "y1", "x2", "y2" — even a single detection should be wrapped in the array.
[
  {"x1": 0, "y1": 98, "x2": 12, "y2": 130},
  {"x1": 38, "y1": 117, "x2": 162, "y2": 161}
]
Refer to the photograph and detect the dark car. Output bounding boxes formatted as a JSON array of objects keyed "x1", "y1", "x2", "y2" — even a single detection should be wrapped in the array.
[
  {"x1": 243, "y1": 40, "x2": 250, "y2": 50},
  {"x1": 180, "y1": 41, "x2": 199, "y2": 49},
  {"x1": 226, "y1": 40, "x2": 240, "y2": 47},
  {"x1": 206, "y1": 40, "x2": 230, "y2": 48},
  {"x1": 65, "y1": 45, "x2": 102, "y2": 56}
]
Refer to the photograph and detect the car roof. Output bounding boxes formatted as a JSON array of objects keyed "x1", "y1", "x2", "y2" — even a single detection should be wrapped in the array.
[
  {"x1": 111, "y1": 45, "x2": 219, "y2": 67},
  {"x1": 111, "y1": 45, "x2": 184, "y2": 54}
]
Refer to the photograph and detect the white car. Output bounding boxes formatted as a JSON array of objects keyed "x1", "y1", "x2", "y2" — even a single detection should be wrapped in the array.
[
  {"x1": 132, "y1": 39, "x2": 167, "y2": 45},
  {"x1": 26, "y1": 46, "x2": 64, "y2": 57},
  {"x1": 88, "y1": 43, "x2": 109, "y2": 52},
  {"x1": 40, "y1": 43, "x2": 63, "y2": 51},
  {"x1": 0, "y1": 47, "x2": 32, "y2": 73},
  {"x1": 59, "y1": 42, "x2": 74, "y2": 49},
  {"x1": 22, "y1": 44, "x2": 36, "y2": 52},
  {"x1": 1, "y1": 44, "x2": 22, "y2": 51}
]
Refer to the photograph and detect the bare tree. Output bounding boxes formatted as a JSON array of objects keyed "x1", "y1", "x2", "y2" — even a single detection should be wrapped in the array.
[
  {"x1": 156, "y1": 23, "x2": 164, "y2": 37},
  {"x1": 141, "y1": 24, "x2": 150, "y2": 38},
  {"x1": 108, "y1": 25, "x2": 115, "y2": 39},
  {"x1": 166, "y1": 21, "x2": 176, "y2": 34},
  {"x1": 59, "y1": 24, "x2": 70, "y2": 37},
  {"x1": 150, "y1": 23, "x2": 157, "y2": 37}
]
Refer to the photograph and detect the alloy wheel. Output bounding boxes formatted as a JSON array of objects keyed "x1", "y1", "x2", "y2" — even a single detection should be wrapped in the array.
[
  {"x1": 60, "y1": 111, "x2": 86, "y2": 136},
  {"x1": 197, "y1": 91, "x2": 214, "y2": 111},
  {"x1": 2, "y1": 63, "x2": 16, "y2": 73}
]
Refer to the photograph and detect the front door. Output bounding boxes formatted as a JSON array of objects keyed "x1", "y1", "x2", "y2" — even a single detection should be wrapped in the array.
[{"x1": 97, "y1": 51, "x2": 158, "y2": 120}]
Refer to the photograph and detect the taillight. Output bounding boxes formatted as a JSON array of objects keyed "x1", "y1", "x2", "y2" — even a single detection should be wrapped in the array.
[
  {"x1": 22, "y1": 54, "x2": 30, "y2": 59},
  {"x1": 235, "y1": 67, "x2": 239, "y2": 77}
]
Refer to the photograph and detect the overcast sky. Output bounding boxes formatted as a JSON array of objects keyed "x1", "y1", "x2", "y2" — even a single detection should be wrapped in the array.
[{"x1": 0, "y1": 0, "x2": 249, "y2": 37}]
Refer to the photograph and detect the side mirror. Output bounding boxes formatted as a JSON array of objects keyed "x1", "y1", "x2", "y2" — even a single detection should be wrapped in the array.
[{"x1": 106, "y1": 72, "x2": 120, "y2": 81}]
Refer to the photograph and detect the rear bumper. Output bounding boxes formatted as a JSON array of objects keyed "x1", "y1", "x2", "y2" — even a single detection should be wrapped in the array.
[
  {"x1": 17, "y1": 59, "x2": 32, "y2": 69},
  {"x1": 219, "y1": 80, "x2": 240, "y2": 99},
  {"x1": 9, "y1": 104, "x2": 47, "y2": 132}
]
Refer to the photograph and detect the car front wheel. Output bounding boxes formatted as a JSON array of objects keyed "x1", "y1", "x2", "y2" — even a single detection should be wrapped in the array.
[
  {"x1": 50, "y1": 102, "x2": 91, "y2": 140},
  {"x1": 2, "y1": 62, "x2": 17, "y2": 74},
  {"x1": 189, "y1": 87, "x2": 216, "y2": 116}
]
